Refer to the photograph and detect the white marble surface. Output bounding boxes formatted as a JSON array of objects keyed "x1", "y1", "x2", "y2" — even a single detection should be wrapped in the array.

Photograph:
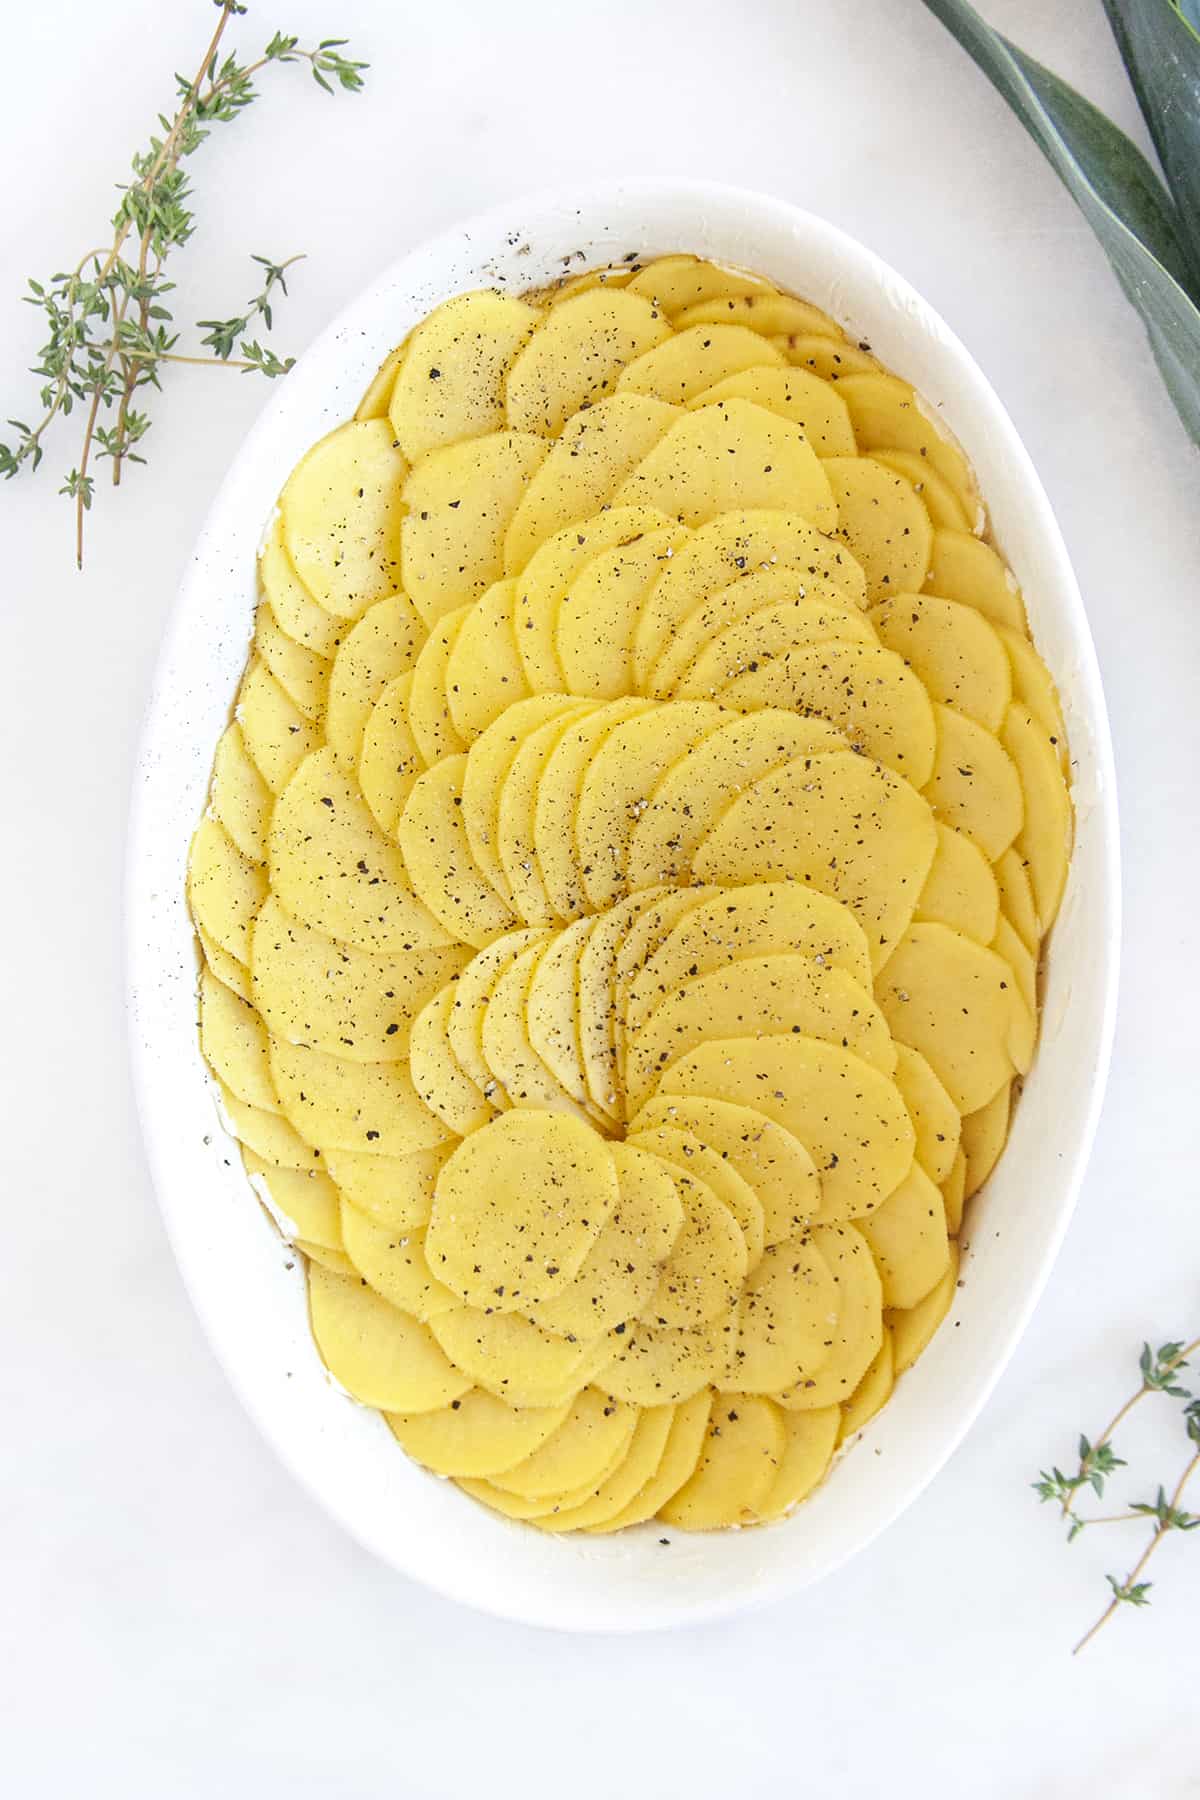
[{"x1": 2, "y1": 0, "x2": 1197, "y2": 1792}]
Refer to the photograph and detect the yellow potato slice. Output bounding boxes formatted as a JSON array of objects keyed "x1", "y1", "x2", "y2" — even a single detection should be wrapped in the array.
[
  {"x1": 773, "y1": 1224, "x2": 884, "y2": 1408},
  {"x1": 870, "y1": 592, "x2": 1011, "y2": 731},
  {"x1": 209, "y1": 723, "x2": 272, "y2": 864},
  {"x1": 215, "y1": 1084, "x2": 321, "y2": 1171},
  {"x1": 267, "y1": 748, "x2": 450, "y2": 952},
  {"x1": 298, "y1": 1241, "x2": 356, "y2": 1276},
  {"x1": 616, "y1": 323, "x2": 783, "y2": 403},
  {"x1": 660, "y1": 1036, "x2": 915, "y2": 1223},
  {"x1": 506, "y1": 288, "x2": 672, "y2": 434},
  {"x1": 625, "y1": 254, "x2": 777, "y2": 315},
  {"x1": 838, "y1": 1333, "x2": 895, "y2": 1441},
  {"x1": 493, "y1": 704, "x2": 598, "y2": 925},
  {"x1": 924, "y1": 530, "x2": 1026, "y2": 632},
  {"x1": 197, "y1": 924, "x2": 252, "y2": 1000},
  {"x1": 961, "y1": 1081, "x2": 1012, "y2": 1198},
  {"x1": 876, "y1": 922, "x2": 1019, "y2": 1115},
  {"x1": 889, "y1": 1243, "x2": 960, "y2": 1374},
  {"x1": 280, "y1": 418, "x2": 407, "y2": 620},
  {"x1": 254, "y1": 602, "x2": 329, "y2": 721},
  {"x1": 651, "y1": 563, "x2": 862, "y2": 700},
  {"x1": 836, "y1": 375, "x2": 975, "y2": 519},
  {"x1": 631, "y1": 1094, "x2": 821, "y2": 1246},
  {"x1": 536, "y1": 1404, "x2": 678, "y2": 1532},
  {"x1": 354, "y1": 340, "x2": 407, "y2": 422},
  {"x1": 858, "y1": 1162, "x2": 950, "y2": 1309},
  {"x1": 324, "y1": 594, "x2": 425, "y2": 767},
  {"x1": 235, "y1": 659, "x2": 320, "y2": 794},
  {"x1": 408, "y1": 984, "x2": 495, "y2": 1138},
  {"x1": 401, "y1": 431, "x2": 548, "y2": 625},
  {"x1": 556, "y1": 526, "x2": 687, "y2": 699},
  {"x1": 250, "y1": 894, "x2": 465, "y2": 1062},
  {"x1": 659, "y1": 1394, "x2": 785, "y2": 1529},
  {"x1": 592, "y1": 1388, "x2": 713, "y2": 1529},
  {"x1": 199, "y1": 964, "x2": 277, "y2": 1112},
  {"x1": 446, "y1": 927, "x2": 550, "y2": 1099},
  {"x1": 634, "y1": 510, "x2": 866, "y2": 688},
  {"x1": 627, "y1": 1127, "x2": 765, "y2": 1270},
  {"x1": 511, "y1": 505, "x2": 675, "y2": 690},
  {"x1": 625, "y1": 711, "x2": 846, "y2": 890},
  {"x1": 891, "y1": 1043, "x2": 961, "y2": 1186},
  {"x1": 187, "y1": 816, "x2": 267, "y2": 966},
  {"x1": 575, "y1": 702, "x2": 728, "y2": 911},
  {"x1": 824, "y1": 456, "x2": 932, "y2": 602},
  {"x1": 756, "y1": 1404, "x2": 840, "y2": 1518},
  {"x1": 358, "y1": 673, "x2": 424, "y2": 835},
  {"x1": 324, "y1": 1144, "x2": 448, "y2": 1232},
  {"x1": 576, "y1": 894, "x2": 672, "y2": 1118},
  {"x1": 995, "y1": 846, "x2": 1041, "y2": 953},
  {"x1": 523, "y1": 916, "x2": 593, "y2": 1109},
  {"x1": 924, "y1": 703, "x2": 1024, "y2": 862},
  {"x1": 259, "y1": 518, "x2": 343, "y2": 658},
  {"x1": 604, "y1": 1311, "x2": 733, "y2": 1405},
  {"x1": 614, "y1": 400, "x2": 836, "y2": 533},
  {"x1": 1002, "y1": 703, "x2": 1072, "y2": 930},
  {"x1": 462, "y1": 696, "x2": 591, "y2": 905},
  {"x1": 426, "y1": 1109, "x2": 618, "y2": 1309},
  {"x1": 625, "y1": 881, "x2": 874, "y2": 1035},
  {"x1": 725, "y1": 1232, "x2": 838, "y2": 1392},
  {"x1": 406, "y1": 604, "x2": 470, "y2": 767},
  {"x1": 529, "y1": 1141, "x2": 684, "y2": 1339},
  {"x1": 692, "y1": 752, "x2": 937, "y2": 970},
  {"x1": 997, "y1": 625, "x2": 1069, "y2": 772},
  {"x1": 242, "y1": 1151, "x2": 343, "y2": 1249},
  {"x1": 504, "y1": 395, "x2": 681, "y2": 572},
  {"x1": 397, "y1": 754, "x2": 517, "y2": 948},
  {"x1": 626, "y1": 955, "x2": 894, "y2": 1116},
  {"x1": 430, "y1": 1306, "x2": 612, "y2": 1408},
  {"x1": 643, "y1": 1166, "x2": 748, "y2": 1330},
  {"x1": 491, "y1": 1388, "x2": 638, "y2": 1501},
  {"x1": 941, "y1": 1146, "x2": 967, "y2": 1235},
  {"x1": 386, "y1": 1388, "x2": 571, "y2": 1480},
  {"x1": 339, "y1": 1206, "x2": 459, "y2": 1319},
  {"x1": 915, "y1": 821, "x2": 1001, "y2": 944},
  {"x1": 720, "y1": 640, "x2": 937, "y2": 787},
  {"x1": 871, "y1": 450, "x2": 974, "y2": 533},
  {"x1": 441, "y1": 579, "x2": 530, "y2": 742},
  {"x1": 268, "y1": 1035, "x2": 449, "y2": 1158},
  {"x1": 675, "y1": 595, "x2": 875, "y2": 701},
  {"x1": 388, "y1": 289, "x2": 541, "y2": 460},
  {"x1": 481, "y1": 938, "x2": 594, "y2": 1120},
  {"x1": 308, "y1": 1263, "x2": 470, "y2": 1412},
  {"x1": 775, "y1": 334, "x2": 880, "y2": 379},
  {"x1": 675, "y1": 294, "x2": 841, "y2": 340},
  {"x1": 612, "y1": 890, "x2": 716, "y2": 1021},
  {"x1": 531, "y1": 698, "x2": 653, "y2": 921},
  {"x1": 688, "y1": 364, "x2": 856, "y2": 456},
  {"x1": 993, "y1": 913, "x2": 1038, "y2": 1014}
]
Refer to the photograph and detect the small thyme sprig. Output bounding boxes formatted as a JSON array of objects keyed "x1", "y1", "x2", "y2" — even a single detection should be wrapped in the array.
[
  {"x1": 0, "y1": 2, "x2": 367, "y2": 566},
  {"x1": 1034, "y1": 1334, "x2": 1200, "y2": 1653}
]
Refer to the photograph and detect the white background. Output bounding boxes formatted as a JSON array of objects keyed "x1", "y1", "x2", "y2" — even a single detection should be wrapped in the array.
[{"x1": 2, "y1": 0, "x2": 1198, "y2": 1793}]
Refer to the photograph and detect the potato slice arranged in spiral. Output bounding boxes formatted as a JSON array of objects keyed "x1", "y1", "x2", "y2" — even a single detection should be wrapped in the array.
[{"x1": 191, "y1": 255, "x2": 1071, "y2": 1534}]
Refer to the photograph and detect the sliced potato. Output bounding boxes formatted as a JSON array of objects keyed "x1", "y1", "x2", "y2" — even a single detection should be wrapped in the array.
[
  {"x1": 924, "y1": 530, "x2": 1026, "y2": 632},
  {"x1": 536, "y1": 1404, "x2": 677, "y2": 1532},
  {"x1": 430, "y1": 1305, "x2": 612, "y2": 1408},
  {"x1": 259, "y1": 518, "x2": 343, "y2": 658},
  {"x1": 651, "y1": 564, "x2": 861, "y2": 700},
  {"x1": 836, "y1": 375, "x2": 975, "y2": 520},
  {"x1": 406, "y1": 604, "x2": 470, "y2": 767},
  {"x1": 490, "y1": 1388, "x2": 638, "y2": 1501},
  {"x1": 997, "y1": 626, "x2": 1069, "y2": 772},
  {"x1": 235, "y1": 659, "x2": 321, "y2": 794},
  {"x1": 408, "y1": 983, "x2": 495, "y2": 1138},
  {"x1": 924, "y1": 702, "x2": 1024, "y2": 863},
  {"x1": 616, "y1": 323, "x2": 783, "y2": 403},
  {"x1": 593, "y1": 1388, "x2": 713, "y2": 1528},
  {"x1": 625, "y1": 254, "x2": 777, "y2": 315},
  {"x1": 461, "y1": 696, "x2": 591, "y2": 905},
  {"x1": 268, "y1": 1035, "x2": 449, "y2": 1158},
  {"x1": 643, "y1": 1165, "x2": 748, "y2": 1330},
  {"x1": 388, "y1": 289, "x2": 541, "y2": 459},
  {"x1": 505, "y1": 288, "x2": 672, "y2": 435},
  {"x1": 280, "y1": 419, "x2": 407, "y2": 620},
  {"x1": 480, "y1": 937, "x2": 595, "y2": 1120},
  {"x1": 630, "y1": 1093, "x2": 822, "y2": 1246},
  {"x1": 627, "y1": 1127, "x2": 765, "y2": 1270},
  {"x1": 756, "y1": 1404, "x2": 840, "y2": 1518},
  {"x1": 889, "y1": 1243, "x2": 960, "y2": 1373},
  {"x1": 675, "y1": 294, "x2": 841, "y2": 340},
  {"x1": 659, "y1": 1395, "x2": 785, "y2": 1529},
  {"x1": 941, "y1": 1145, "x2": 967, "y2": 1236},
  {"x1": 995, "y1": 846, "x2": 1041, "y2": 953},
  {"x1": 692, "y1": 751, "x2": 937, "y2": 970},
  {"x1": 961, "y1": 1081, "x2": 1012, "y2": 1198},
  {"x1": 876, "y1": 922, "x2": 1020, "y2": 1115},
  {"x1": 325, "y1": 594, "x2": 425, "y2": 767},
  {"x1": 603, "y1": 1311, "x2": 733, "y2": 1405},
  {"x1": 209, "y1": 723, "x2": 272, "y2": 864},
  {"x1": 425, "y1": 1109, "x2": 618, "y2": 1310},
  {"x1": 198, "y1": 964, "x2": 277, "y2": 1112},
  {"x1": 440, "y1": 579, "x2": 530, "y2": 742},
  {"x1": 446, "y1": 927, "x2": 550, "y2": 1099},
  {"x1": 340, "y1": 1207, "x2": 458, "y2": 1319},
  {"x1": 397, "y1": 754, "x2": 517, "y2": 948},
  {"x1": 188, "y1": 816, "x2": 267, "y2": 966},
  {"x1": 775, "y1": 334, "x2": 880, "y2": 380},
  {"x1": 891, "y1": 1043, "x2": 961, "y2": 1186},
  {"x1": 614, "y1": 400, "x2": 836, "y2": 533},
  {"x1": 308, "y1": 1263, "x2": 470, "y2": 1412},
  {"x1": 870, "y1": 591, "x2": 1010, "y2": 731},
  {"x1": 531, "y1": 698, "x2": 653, "y2": 921},
  {"x1": 254, "y1": 601, "x2": 329, "y2": 721},
  {"x1": 1002, "y1": 703, "x2": 1072, "y2": 929},
  {"x1": 243, "y1": 1151, "x2": 343, "y2": 1249},
  {"x1": 196, "y1": 923, "x2": 252, "y2": 1001},
  {"x1": 675, "y1": 594, "x2": 874, "y2": 701},
  {"x1": 354, "y1": 341, "x2": 407, "y2": 422},
  {"x1": 838, "y1": 1334, "x2": 895, "y2": 1441},
  {"x1": 688, "y1": 364, "x2": 855, "y2": 456},
  {"x1": 215, "y1": 1083, "x2": 321, "y2": 1171},
  {"x1": 871, "y1": 450, "x2": 974, "y2": 533},
  {"x1": 556, "y1": 526, "x2": 687, "y2": 699},
  {"x1": 325, "y1": 1144, "x2": 448, "y2": 1232},
  {"x1": 858, "y1": 1162, "x2": 950, "y2": 1309},
  {"x1": 358, "y1": 673, "x2": 424, "y2": 835},
  {"x1": 386, "y1": 1387, "x2": 571, "y2": 1479},
  {"x1": 773, "y1": 1224, "x2": 884, "y2": 1408},
  {"x1": 823, "y1": 456, "x2": 933, "y2": 602},
  {"x1": 726, "y1": 1233, "x2": 838, "y2": 1392},
  {"x1": 915, "y1": 821, "x2": 1001, "y2": 944},
  {"x1": 401, "y1": 431, "x2": 548, "y2": 625}
]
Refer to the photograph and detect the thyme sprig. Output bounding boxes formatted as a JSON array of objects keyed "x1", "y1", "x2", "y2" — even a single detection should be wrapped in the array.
[
  {"x1": 0, "y1": 2, "x2": 367, "y2": 565},
  {"x1": 1034, "y1": 1334, "x2": 1200, "y2": 1653}
]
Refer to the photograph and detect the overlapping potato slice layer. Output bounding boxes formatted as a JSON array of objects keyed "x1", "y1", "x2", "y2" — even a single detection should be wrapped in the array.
[{"x1": 189, "y1": 254, "x2": 1072, "y2": 1535}]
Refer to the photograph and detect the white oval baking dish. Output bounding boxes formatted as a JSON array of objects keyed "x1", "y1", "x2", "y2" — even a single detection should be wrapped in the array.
[{"x1": 126, "y1": 179, "x2": 1120, "y2": 1632}]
